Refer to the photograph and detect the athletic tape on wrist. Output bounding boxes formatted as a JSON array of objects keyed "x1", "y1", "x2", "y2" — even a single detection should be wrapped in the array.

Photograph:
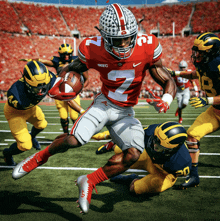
[
  {"x1": 175, "y1": 71, "x2": 181, "y2": 76},
  {"x1": 162, "y1": 93, "x2": 173, "y2": 106},
  {"x1": 80, "y1": 109, "x2": 85, "y2": 114},
  {"x1": 207, "y1": 97, "x2": 214, "y2": 105}
]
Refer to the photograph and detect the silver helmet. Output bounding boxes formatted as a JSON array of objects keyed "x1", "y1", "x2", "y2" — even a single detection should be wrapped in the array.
[
  {"x1": 179, "y1": 60, "x2": 188, "y2": 69},
  {"x1": 98, "y1": 3, "x2": 138, "y2": 59}
]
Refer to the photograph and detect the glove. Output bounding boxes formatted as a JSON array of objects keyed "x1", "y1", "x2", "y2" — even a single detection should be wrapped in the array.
[
  {"x1": 92, "y1": 131, "x2": 110, "y2": 140},
  {"x1": 48, "y1": 77, "x2": 77, "y2": 101},
  {"x1": 146, "y1": 90, "x2": 169, "y2": 113},
  {"x1": 190, "y1": 97, "x2": 208, "y2": 108}
]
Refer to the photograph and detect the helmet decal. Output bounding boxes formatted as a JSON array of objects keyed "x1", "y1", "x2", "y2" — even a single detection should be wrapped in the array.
[
  {"x1": 98, "y1": 3, "x2": 138, "y2": 59},
  {"x1": 154, "y1": 121, "x2": 187, "y2": 149},
  {"x1": 23, "y1": 61, "x2": 51, "y2": 99},
  {"x1": 192, "y1": 32, "x2": 220, "y2": 64}
]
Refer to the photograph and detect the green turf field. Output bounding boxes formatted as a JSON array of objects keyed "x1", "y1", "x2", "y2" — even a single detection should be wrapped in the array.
[{"x1": 0, "y1": 100, "x2": 220, "y2": 221}]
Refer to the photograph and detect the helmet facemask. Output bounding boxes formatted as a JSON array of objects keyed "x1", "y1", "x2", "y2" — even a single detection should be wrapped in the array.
[
  {"x1": 148, "y1": 122, "x2": 187, "y2": 159},
  {"x1": 150, "y1": 135, "x2": 178, "y2": 157},
  {"x1": 25, "y1": 81, "x2": 51, "y2": 100},
  {"x1": 58, "y1": 44, "x2": 73, "y2": 62},
  {"x1": 98, "y1": 3, "x2": 138, "y2": 60}
]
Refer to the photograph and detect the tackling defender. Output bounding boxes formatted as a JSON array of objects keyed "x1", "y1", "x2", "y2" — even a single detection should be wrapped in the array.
[
  {"x1": 94, "y1": 122, "x2": 191, "y2": 194},
  {"x1": 170, "y1": 32, "x2": 220, "y2": 188},
  {"x1": 20, "y1": 43, "x2": 89, "y2": 133},
  {"x1": 12, "y1": 3, "x2": 176, "y2": 214},
  {"x1": 3, "y1": 61, "x2": 72, "y2": 166}
]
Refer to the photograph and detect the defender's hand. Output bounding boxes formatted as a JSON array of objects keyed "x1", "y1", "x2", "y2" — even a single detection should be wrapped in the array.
[{"x1": 190, "y1": 97, "x2": 208, "y2": 108}]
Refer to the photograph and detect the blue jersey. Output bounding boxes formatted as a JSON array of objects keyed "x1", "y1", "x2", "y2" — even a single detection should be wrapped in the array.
[
  {"x1": 144, "y1": 124, "x2": 192, "y2": 177},
  {"x1": 7, "y1": 71, "x2": 57, "y2": 110},
  {"x1": 51, "y1": 56, "x2": 77, "y2": 74},
  {"x1": 194, "y1": 55, "x2": 220, "y2": 109}
]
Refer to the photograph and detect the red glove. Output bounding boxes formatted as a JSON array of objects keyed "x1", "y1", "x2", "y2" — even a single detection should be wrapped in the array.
[
  {"x1": 146, "y1": 90, "x2": 169, "y2": 113},
  {"x1": 48, "y1": 78, "x2": 76, "y2": 101}
]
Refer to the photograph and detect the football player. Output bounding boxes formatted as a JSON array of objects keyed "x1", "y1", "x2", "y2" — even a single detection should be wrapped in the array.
[
  {"x1": 12, "y1": 4, "x2": 176, "y2": 213},
  {"x1": 3, "y1": 60, "x2": 72, "y2": 166},
  {"x1": 169, "y1": 32, "x2": 220, "y2": 188},
  {"x1": 20, "y1": 43, "x2": 88, "y2": 133},
  {"x1": 172, "y1": 60, "x2": 199, "y2": 123},
  {"x1": 93, "y1": 122, "x2": 191, "y2": 194}
]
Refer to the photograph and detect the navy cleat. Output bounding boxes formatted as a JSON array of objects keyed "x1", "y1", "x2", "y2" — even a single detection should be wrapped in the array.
[
  {"x1": 110, "y1": 174, "x2": 139, "y2": 186},
  {"x1": 96, "y1": 140, "x2": 114, "y2": 155},
  {"x1": 179, "y1": 175, "x2": 200, "y2": 189},
  {"x1": 32, "y1": 137, "x2": 41, "y2": 150},
  {"x1": 3, "y1": 148, "x2": 17, "y2": 166}
]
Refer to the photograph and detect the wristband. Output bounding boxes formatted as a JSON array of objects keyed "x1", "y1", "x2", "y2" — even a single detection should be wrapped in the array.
[
  {"x1": 80, "y1": 109, "x2": 85, "y2": 114},
  {"x1": 175, "y1": 71, "x2": 181, "y2": 76},
  {"x1": 207, "y1": 97, "x2": 214, "y2": 105},
  {"x1": 194, "y1": 86, "x2": 198, "y2": 91},
  {"x1": 162, "y1": 93, "x2": 173, "y2": 106}
]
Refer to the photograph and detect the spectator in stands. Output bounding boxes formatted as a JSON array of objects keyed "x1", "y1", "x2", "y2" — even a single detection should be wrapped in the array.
[
  {"x1": 171, "y1": 60, "x2": 199, "y2": 123},
  {"x1": 20, "y1": 43, "x2": 89, "y2": 134}
]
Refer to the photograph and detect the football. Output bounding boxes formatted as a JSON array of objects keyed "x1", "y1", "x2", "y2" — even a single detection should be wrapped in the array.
[{"x1": 59, "y1": 71, "x2": 84, "y2": 99}]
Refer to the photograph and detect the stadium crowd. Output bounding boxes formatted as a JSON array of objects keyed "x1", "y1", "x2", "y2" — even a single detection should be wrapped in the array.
[{"x1": 0, "y1": 0, "x2": 219, "y2": 97}]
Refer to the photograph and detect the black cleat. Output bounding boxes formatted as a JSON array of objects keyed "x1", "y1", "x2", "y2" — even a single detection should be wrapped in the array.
[
  {"x1": 3, "y1": 149, "x2": 17, "y2": 166},
  {"x1": 32, "y1": 137, "x2": 41, "y2": 150},
  {"x1": 179, "y1": 175, "x2": 200, "y2": 189}
]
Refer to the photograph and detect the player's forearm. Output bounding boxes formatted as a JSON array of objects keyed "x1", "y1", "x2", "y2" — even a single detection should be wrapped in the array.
[
  {"x1": 82, "y1": 71, "x2": 89, "y2": 88},
  {"x1": 68, "y1": 57, "x2": 88, "y2": 73},
  {"x1": 58, "y1": 64, "x2": 70, "y2": 78},
  {"x1": 176, "y1": 70, "x2": 198, "y2": 79},
  {"x1": 67, "y1": 99, "x2": 85, "y2": 114},
  {"x1": 149, "y1": 64, "x2": 177, "y2": 100},
  {"x1": 208, "y1": 96, "x2": 220, "y2": 105}
]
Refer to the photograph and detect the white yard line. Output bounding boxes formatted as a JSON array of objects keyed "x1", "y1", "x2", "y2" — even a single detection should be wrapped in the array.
[{"x1": 0, "y1": 165, "x2": 219, "y2": 178}]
